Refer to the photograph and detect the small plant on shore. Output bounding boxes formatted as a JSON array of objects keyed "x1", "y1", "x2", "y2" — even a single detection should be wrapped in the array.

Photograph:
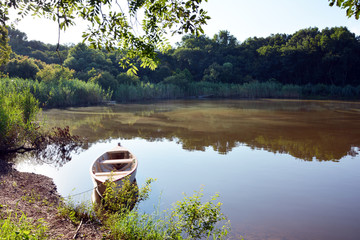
[
  {"x1": 0, "y1": 212, "x2": 48, "y2": 239},
  {"x1": 58, "y1": 198, "x2": 96, "y2": 226},
  {"x1": 166, "y1": 189, "x2": 230, "y2": 239},
  {"x1": 100, "y1": 176, "x2": 154, "y2": 216}
]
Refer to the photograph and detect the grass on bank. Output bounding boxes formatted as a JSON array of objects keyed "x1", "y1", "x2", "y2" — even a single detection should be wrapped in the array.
[
  {"x1": 0, "y1": 177, "x2": 231, "y2": 239},
  {"x1": 0, "y1": 77, "x2": 111, "y2": 108},
  {"x1": 2, "y1": 77, "x2": 360, "y2": 107},
  {"x1": 114, "y1": 81, "x2": 360, "y2": 102},
  {"x1": 0, "y1": 210, "x2": 48, "y2": 240}
]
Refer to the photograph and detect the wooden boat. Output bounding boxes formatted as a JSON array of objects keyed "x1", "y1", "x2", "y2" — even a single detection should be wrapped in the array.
[{"x1": 90, "y1": 144, "x2": 138, "y2": 197}]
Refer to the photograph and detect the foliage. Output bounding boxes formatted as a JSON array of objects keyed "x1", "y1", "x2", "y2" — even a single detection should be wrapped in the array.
[
  {"x1": 9, "y1": 26, "x2": 360, "y2": 96},
  {"x1": 104, "y1": 190, "x2": 230, "y2": 240},
  {"x1": 114, "y1": 83, "x2": 184, "y2": 102},
  {"x1": 63, "y1": 43, "x2": 113, "y2": 75},
  {"x1": 0, "y1": 77, "x2": 110, "y2": 108},
  {"x1": 58, "y1": 199, "x2": 95, "y2": 226},
  {"x1": 163, "y1": 68, "x2": 193, "y2": 87},
  {"x1": 166, "y1": 189, "x2": 230, "y2": 239},
  {"x1": 0, "y1": 79, "x2": 87, "y2": 158},
  {"x1": 0, "y1": 212, "x2": 48, "y2": 239},
  {"x1": 203, "y1": 62, "x2": 234, "y2": 83},
  {"x1": 36, "y1": 64, "x2": 74, "y2": 83},
  {"x1": 117, "y1": 72, "x2": 140, "y2": 85},
  {"x1": 329, "y1": 0, "x2": 360, "y2": 19},
  {"x1": 2, "y1": 0, "x2": 210, "y2": 73},
  {"x1": 101, "y1": 178, "x2": 230, "y2": 240},
  {"x1": 105, "y1": 209, "x2": 168, "y2": 240},
  {"x1": 3, "y1": 26, "x2": 360, "y2": 103},
  {"x1": 0, "y1": 25, "x2": 10, "y2": 66},
  {"x1": 0, "y1": 87, "x2": 40, "y2": 152},
  {"x1": 90, "y1": 71, "x2": 118, "y2": 91},
  {"x1": 57, "y1": 176, "x2": 230, "y2": 240},
  {"x1": 101, "y1": 176, "x2": 154, "y2": 216},
  {"x1": 5, "y1": 55, "x2": 41, "y2": 79},
  {"x1": 7, "y1": 28, "x2": 69, "y2": 65}
]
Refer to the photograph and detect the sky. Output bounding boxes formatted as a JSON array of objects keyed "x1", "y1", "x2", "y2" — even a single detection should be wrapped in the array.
[{"x1": 9, "y1": 0, "x2": 360, "y2": 46}]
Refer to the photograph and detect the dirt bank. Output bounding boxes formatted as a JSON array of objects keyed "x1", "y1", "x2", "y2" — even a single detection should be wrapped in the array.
[{"x1": 0, "y1": 163, "x2": 103, "y2": 239}]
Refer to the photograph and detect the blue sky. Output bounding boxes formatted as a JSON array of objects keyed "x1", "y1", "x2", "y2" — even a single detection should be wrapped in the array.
[{"x1": 10, "y1": 0, "x2": 360, "y2": 45}]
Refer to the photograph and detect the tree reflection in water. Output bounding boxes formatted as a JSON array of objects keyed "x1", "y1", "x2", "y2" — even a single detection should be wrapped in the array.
[
  {"x1": 41, "y1": 100, "x2": 360, "y2": 162},
  {"x1": 32, "y1": 127, "x2": 87, "y2": 168}
]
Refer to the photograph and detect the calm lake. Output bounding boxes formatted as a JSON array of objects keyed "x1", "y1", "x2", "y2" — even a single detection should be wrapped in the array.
[{"x1": 16, "y1": 99, "x2": 360, "y2": 240}]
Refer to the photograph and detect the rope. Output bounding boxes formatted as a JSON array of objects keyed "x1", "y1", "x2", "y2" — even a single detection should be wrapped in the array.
[{"x1": 63, "y1": 187, "x2": 97, "y2": 199}]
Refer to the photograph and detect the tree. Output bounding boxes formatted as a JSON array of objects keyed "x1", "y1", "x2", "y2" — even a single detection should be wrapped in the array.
[
  {"x1": 163, "y1": 68, "x2": 193, "y2": 87},
  {"x1": 0, "y1": 26, "x2": 10, "y2": 67},
  {"x1": 1, "y1": 0, "x2": 210, "y2": 73},
  {"x1": 36, "y1": 64, "x2": 75, "y2": 82},
  {"x1": 329, "y1": 0, "x2": 360, "y2": 19},
  {"x1": 5, "y1": 56, "x2": 41, "y2": 79},
  {"x1": 213, "y1": 30, "x2": 237, "y2": 47},
  {"x1": 117, "y1": 72, "x2": 140, "y2": 85}
]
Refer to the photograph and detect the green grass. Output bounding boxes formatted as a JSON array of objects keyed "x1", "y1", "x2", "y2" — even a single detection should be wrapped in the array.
[
  {"x1": 114, "y1": 81, "x2": 360, "y2": 102},
  {"x1": 0, "y1": 77, "x2": 111, "y2": 108},
  {"x1": 0, "y1": 212, "x2": 48, "y2": 239}
]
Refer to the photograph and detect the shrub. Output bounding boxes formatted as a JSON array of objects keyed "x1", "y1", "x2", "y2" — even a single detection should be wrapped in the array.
[
  {"x1": 58, "y1": 177, "x2": 231, "y2": 240},
  {"x1": 0, "y1": 77, "x2": 110, "y2": 108},
  {"x1": 0, "y1": 212, "x2": 48, "y2": 239},
  {"x1": 0, "y1": 88, "x2": 40, "y2": 152},
  {"x1": 101, "y1": 178, "x2": 230, "y2": 240}
]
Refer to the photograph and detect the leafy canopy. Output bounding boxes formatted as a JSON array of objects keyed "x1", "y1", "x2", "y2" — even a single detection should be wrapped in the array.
[
  {"x1": 329, "y1": 0, "x2": 360, "y2": 19},
  {"x1": 0, "y1": 0, "x2": 210, "y2": 74}
]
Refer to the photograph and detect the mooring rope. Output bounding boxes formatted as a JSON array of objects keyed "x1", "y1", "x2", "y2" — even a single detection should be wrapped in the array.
[{"x1": 63, "y1": 186, "x2": 97, "y2": 199}]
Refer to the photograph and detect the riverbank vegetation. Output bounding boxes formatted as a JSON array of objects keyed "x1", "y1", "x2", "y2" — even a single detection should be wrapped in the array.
[
  {"x1": 0, "y1": 212, "x2": 48, "y2": 240},
  {"x1": 1, "y1": 164, "x2": 230, "y2": 240},
  {"x1": 2, "y1": 26, "x2": 360, "y2": 104},
  {"x1": 0, "y1": 79, "x2": 86, "y2": 160},
  {"x1": 57, "y1": 177, "x2": 230, "y2": 239},
  {"x1": 1, "y1": 173, "x2": 230, "y2": 239}
]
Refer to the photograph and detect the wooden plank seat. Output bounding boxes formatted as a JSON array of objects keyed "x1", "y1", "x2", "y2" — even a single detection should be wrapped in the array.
[
  {"x1": 94, "y1": 170, "x2": 132, "y2": 176},
  {"x1": 101, "y1": 158, "x2": 134, "y2": 164}
]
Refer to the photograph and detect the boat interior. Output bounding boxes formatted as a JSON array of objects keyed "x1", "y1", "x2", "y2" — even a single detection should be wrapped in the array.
[{"x1": 93, "y1": 150, "x2": 135, "y2": 179}]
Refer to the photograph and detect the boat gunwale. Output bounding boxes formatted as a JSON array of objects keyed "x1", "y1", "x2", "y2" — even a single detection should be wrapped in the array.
[{"x1": 90, "y1": 146, "x2": 138, "y2": 183}]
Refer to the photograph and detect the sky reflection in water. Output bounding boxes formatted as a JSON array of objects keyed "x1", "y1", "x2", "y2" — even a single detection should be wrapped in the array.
[{"x1": 16, "y1": 99, "x2": 360, "y2": 240}]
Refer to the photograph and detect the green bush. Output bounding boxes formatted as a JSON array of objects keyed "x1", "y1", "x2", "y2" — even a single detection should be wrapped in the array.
[
  {"x1": 101, "y1": 178, "x2": 230, "y2": 240},
  {"x1": 0, "y1": 77, "x2": 110, "y2": 108},
  {"x1": 58, "y1": 177, "x2": 231, "y2": 240},
  {"x1": 0, "y1": 88, "x2": 40, "y2": 152},
  {"x1": 104, "y1": 189, "x2": 230, "y2": 240},
  {"x1": 0, "y1": 212, "x2": 48, "y2": 240}
]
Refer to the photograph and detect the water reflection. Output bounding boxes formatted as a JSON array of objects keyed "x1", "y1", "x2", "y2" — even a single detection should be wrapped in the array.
[{"x1": 40, "y1": 100, "x2": 360, "y2": 162}]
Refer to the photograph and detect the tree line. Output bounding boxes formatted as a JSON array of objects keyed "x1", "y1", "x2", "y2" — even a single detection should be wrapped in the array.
[{"x1": 2, "y1": 26, "x2": 360, "y2": 103}]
